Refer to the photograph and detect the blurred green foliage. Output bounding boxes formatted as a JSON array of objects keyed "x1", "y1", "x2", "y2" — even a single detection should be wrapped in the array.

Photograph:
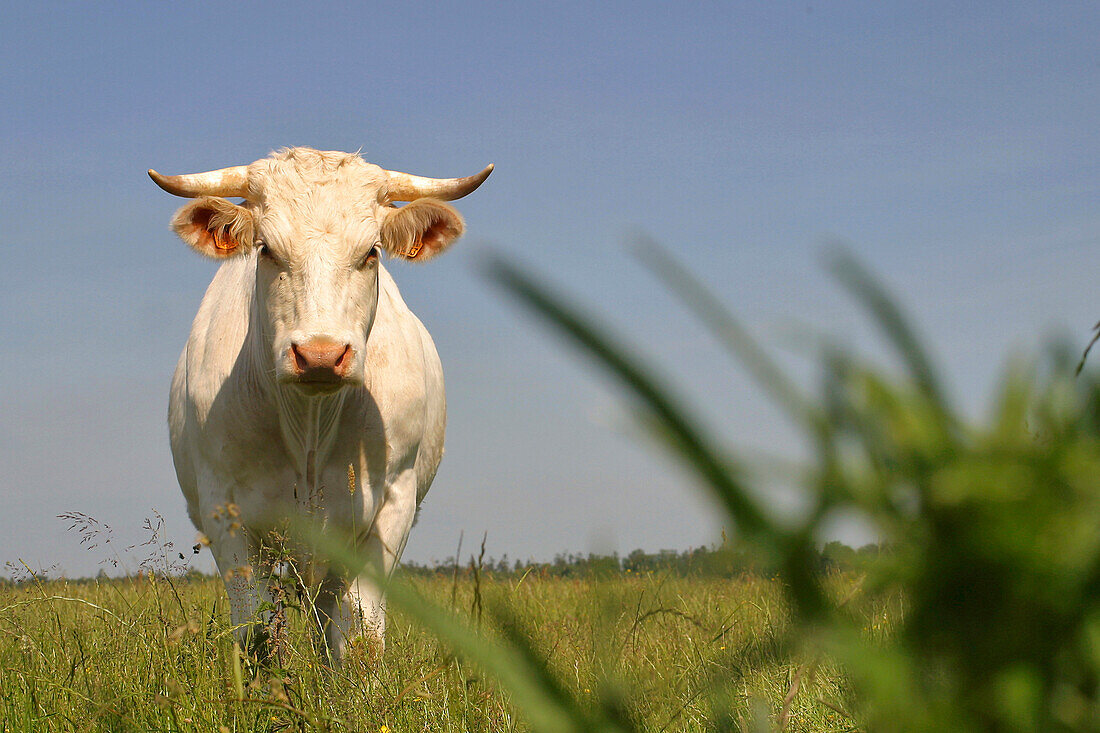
[{"x1": 458, "y1": 245, "x2": 1100, "y2": 731}]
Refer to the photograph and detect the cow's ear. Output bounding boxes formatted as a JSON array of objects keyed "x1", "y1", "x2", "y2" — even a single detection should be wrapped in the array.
[
  {"x1": 380, "y1": 198, "x2": 465, "y2": 262},
  {"x1": 170, "y1": 197, "x2": 255, "y2": 259}
]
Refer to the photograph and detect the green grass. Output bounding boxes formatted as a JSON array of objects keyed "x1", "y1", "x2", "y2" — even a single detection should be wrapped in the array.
[
  {"x1": 0, "y1": 570, "x2": 877, "y2": 731},
  {"x1": 8, "y1": 246, "x2": 1100, "y2": 731}
]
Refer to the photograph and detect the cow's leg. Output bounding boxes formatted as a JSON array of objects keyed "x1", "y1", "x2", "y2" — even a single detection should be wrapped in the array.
[
  {"x1": 312, "y1": 572, "x2": 354, "y2": 665},
  {"x1": 209, "y1": 529, "x2": 276, "y2": 657},
  {"x1": 351, "y1": 472, "x2": 420, "y2": 652},
  {"x1": 317, "y1": 471, "x2": 418, "y2": 663}
]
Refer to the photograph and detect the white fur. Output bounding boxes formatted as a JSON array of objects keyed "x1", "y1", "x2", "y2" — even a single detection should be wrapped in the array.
[{"x1": 166, "y1": 148, "x2": 463, "y2": 661}]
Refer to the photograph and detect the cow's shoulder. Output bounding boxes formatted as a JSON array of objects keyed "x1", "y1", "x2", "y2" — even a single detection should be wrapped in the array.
[
  {"x1": 177, "y1": 255, "x2": 285, "y2": 451},
  {"x1": 348, "y1": 267, "x2": 443, "y2": 459}
]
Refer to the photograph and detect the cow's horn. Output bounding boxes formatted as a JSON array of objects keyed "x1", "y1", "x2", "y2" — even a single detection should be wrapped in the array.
[
  {"x1": 383, "y1": 164, "x2": 494, "y2": 202},
  {"x1": 147, "y1": 166, "x2": 251, "y2": 198}
]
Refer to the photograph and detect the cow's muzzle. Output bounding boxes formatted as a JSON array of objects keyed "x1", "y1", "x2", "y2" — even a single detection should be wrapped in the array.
[{"x1": 289, "y1": 339, "x2": 354, "y2": 389}]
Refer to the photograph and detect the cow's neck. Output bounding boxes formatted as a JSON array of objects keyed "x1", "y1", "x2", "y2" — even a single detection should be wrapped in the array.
[{"x1": 272, "y1": 385, "x2": 347, "y2": 495}]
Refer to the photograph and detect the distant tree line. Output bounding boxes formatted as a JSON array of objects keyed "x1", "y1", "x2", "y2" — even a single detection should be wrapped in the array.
[
  {"x1": 398, "y1": 540, "x2": 884, "y2": 580},
  {"x1": 0, "y1": 541, "x2": 882, "y2": 585}
]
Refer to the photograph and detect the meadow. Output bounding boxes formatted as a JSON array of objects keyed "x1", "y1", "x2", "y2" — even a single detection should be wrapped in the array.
[
  {"x1": 5, "y1": 249, "x2": 1100, "y2": 732},
  {"x1": 0, "y1": 567, "x2": 877, "y2": 732}
]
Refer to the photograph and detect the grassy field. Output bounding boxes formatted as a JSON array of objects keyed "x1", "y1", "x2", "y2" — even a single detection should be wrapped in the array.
[
  {"x1": 0, "y1": 570, "x2": 883, "y2": 731},
  {"x1": 5, "y1": 254, "x2": 1093, "y2": 732}
]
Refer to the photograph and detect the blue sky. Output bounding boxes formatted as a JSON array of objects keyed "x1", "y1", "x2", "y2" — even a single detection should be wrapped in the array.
[{"x1": 1, "y1": 2, "x2": 1097, "y2": 576}]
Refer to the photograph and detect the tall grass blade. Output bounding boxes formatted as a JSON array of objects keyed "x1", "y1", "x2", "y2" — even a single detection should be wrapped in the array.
[
  {"x1": 485, "y1": 254, "x2": 834, "y2": 617},
  {"x1": 825, "y1": 248, "x2": 951, "y2": 421},
  {"x1": 633, "y1": 236, "x2": 824, "y2": 438},
  {"x1": 483, "y1": 255, "x2": 774, "y2": 542},
  {"x1": 301, "y1": 524, "x2": 626, "y2": 733},
  {"x1": 230, "y1": 641, "x2": 244, "y2": 702}
]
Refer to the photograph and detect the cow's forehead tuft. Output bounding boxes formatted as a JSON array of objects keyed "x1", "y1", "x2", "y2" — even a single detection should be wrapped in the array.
[{"x1": 247, "y1": 147, "x2": 387, "y2": 213}]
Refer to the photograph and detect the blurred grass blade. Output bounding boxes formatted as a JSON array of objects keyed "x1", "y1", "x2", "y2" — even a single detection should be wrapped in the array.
[
  {"x1": 302, "y1": 523, "x2": 623, "y2": 733},
  {"x1": 487, "y1": 603, "x2": 638, "y2": 731},
  {"x1": 826, "y1": 248, "x2": 951, "y2": 419},
  {"x1": 633, "y1": 236, "x2": 824, "y2": 437},
  {"x1": 483, "y1": 254, "x2": 775, "y2": 543},
  {"x1": 383, "y1": 581, "x2": 603, "y2": 733}
]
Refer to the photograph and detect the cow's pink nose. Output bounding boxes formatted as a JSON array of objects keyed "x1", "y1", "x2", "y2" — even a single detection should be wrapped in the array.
[{"x1": 290, "y1": 339, "x2": 353, "y2": 380}]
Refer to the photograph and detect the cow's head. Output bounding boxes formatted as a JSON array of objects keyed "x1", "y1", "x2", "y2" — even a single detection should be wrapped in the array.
[{"x1": 151, "y1": 148, "x2": 491, "y2": 395}]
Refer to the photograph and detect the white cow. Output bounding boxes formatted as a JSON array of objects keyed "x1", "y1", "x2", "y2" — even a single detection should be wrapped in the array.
[{"x1": 150, "y1": 147, "x2": 492, "y2": 661}]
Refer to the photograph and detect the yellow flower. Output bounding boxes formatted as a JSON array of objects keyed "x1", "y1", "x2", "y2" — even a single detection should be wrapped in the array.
[{"x1": 380, "y1": 726, "x2": 391, "y2": 733}]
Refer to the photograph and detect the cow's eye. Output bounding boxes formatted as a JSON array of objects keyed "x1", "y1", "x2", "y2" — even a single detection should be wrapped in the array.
[
  {"x1": 257, "y1": 241, "x2": 282, "y2": 266},
  {"x1": 357, "y1": 246, "x2": 380, "y2": 270}
]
